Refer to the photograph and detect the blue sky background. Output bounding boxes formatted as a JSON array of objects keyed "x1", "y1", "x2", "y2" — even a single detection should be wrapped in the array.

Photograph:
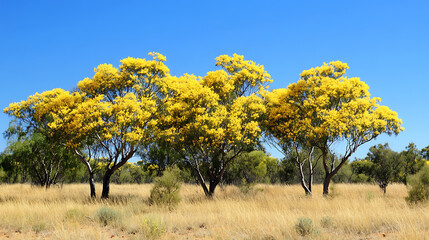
[{"x1": 0, "y1": 0, "x2": 428, "y2": 160}]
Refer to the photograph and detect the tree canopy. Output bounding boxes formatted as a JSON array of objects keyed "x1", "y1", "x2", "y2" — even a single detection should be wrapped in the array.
[
  {"x1": 264, "y1": 61, "x2": 404, "y2": 195},
  {"x1": 159, "y1": 54, "x2": 271, "y2": 196},
  {"x1": 4, "y1": 52, "x2": 170, "y2": 198}
]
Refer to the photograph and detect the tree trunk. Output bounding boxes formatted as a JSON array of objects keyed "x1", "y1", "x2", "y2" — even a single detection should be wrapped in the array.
[
  {"x1": 89, "y1": 172, "x2": 96, "y2": 198},
  {"x1": 193, "y1": 166, "x2": 212, "y2": 197},
  {"x1": 73, "y1": 149, "x2": 97, "y2": 198},
  {"x1": 208, "y1": 178, "x2": 219, "y2": 197},
  {"x1": 298, "y1": 162, "x2": 312, "y2": 195},
  {"x1": 323, "y1": 174, "x2": 333, "y2": 196},
  {"x1": 101, "y1": 170, "x2": 113, "y2": 199}
]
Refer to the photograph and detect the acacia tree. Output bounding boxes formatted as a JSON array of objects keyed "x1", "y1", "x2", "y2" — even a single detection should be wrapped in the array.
[
  {"x1": 4, "y1": 90, "x2": 99, "y2": 192},
  {"x1": 160, "y1": 54, "x2": 271, "y2": 197},
  {"x1": 264, "y1": 61, "x2": 403, "y2": 195},
  {"x1": 5, "y1": 52, "x2": 169, "y2": 198},
  {"x1": 263, "y1": 91, "x2": 321, "y2": 195}
]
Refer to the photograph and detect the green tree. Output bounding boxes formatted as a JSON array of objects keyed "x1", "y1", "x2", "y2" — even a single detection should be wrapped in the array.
[
  {"x1": 224, "y1": 150, "x2": 279, "y2": 184},
  {"x1": 2, "y1": 125, "x2": 79, "y2": 188},
  {"x1": 349, "y1": 159, "x2": 373, "y2": 183},
  {"x1": 400, "y1": 143, "x2": 426, "y2": 184},
  {"x1": 367, "y1": 143, "x2": 401, "y2": 194}
]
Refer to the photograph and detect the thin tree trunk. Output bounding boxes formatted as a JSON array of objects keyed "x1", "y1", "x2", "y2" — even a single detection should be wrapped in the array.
[
  {"x1": 193, "y1": 167, "x2": 211, "y2": 197},
  {"x1": 298, "y1": 162, "x2": 312, "y2": 195},
  {"x1": 73, "y1": 149, "x2": 97, "y2": 198},
  {"x1": 89, "y1": 172, "x2": 96, "y2": 198}
]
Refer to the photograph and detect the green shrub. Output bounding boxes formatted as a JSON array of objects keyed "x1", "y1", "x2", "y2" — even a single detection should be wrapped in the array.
[
  {"x1": 406, "y1": 165, "x2": 429, "y2": 204},
  {"x1": 295, "y1": 217, "x2": 315, "y2": 236},
  {"x1": 149, "y1": 166, "x2": 182, "y2": 209},
  {"x1": 95, "y1": 207, "x2": 122, "y2": 226}
]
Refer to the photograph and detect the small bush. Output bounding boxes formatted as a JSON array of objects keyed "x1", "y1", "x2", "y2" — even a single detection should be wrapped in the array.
[
  {"x1": 149, "y1": 166, "x2": 182, "y2": 209},
  {"x1": 295, "y1": 217, "x2": 315, "y2": 236},
  {"x1": 141, "y1": 215, "x2": 167, "y2": 239},
  {"x1": 95, "y1": 207, "x2": 121, "y2": 226},
  {"x1": 406, "y1": 165, "x2": 429, "y2": 204}
]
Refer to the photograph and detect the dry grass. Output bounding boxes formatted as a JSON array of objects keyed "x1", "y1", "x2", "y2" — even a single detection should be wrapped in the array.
[{"x1": 0, "y1": 183, "x2": 428, "y2": 239}]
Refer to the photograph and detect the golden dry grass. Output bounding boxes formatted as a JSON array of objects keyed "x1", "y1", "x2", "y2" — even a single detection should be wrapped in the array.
[{"x1": 0, "y1": 183, "x2": 428, "y2": 239}]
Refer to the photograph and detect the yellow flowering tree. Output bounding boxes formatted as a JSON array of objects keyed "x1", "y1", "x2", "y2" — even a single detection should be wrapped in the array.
[
  {"x1": 264, "y1": 61, "x2": 403, "y2": 195},
  {"x1": 4, "y1": 89, "x2": 101, "y2": 196},
  {"x1": 5, "y1": 53, "x2": 169, "y2": 198},
  {"x1": 160, "y1": 54, "x2": 271, "y2": 197}
]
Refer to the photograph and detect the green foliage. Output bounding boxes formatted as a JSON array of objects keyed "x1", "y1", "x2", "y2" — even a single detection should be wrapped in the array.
[
  {"x1": 406, "y1": 165, "x2": 429, "y2": 204},
  {"x1": 225, "y1": 151, "x2": 278, "y2": 184},
  {"x1": 295, "y1": 217, "x2": 315, "y2": 237},
  {"x1": 137, "y1": 142, "x2": 182, "y2": 176},
  {"x1": 349, "y1": 160, "x2": 373, "y2": 183},
  {"x1": 1, "y1": 126, "x2": 81, "y2": 187},
  {"x1": 95, "y1": 207, "x2": 122, "y2": 226},
  {"x1": 367, "y1": 143, "x2": 401, "y2": 193},
  {"x1": 149, "y1": 166, "x2": 182, "y2": 209},
  {"x1": 400, "y1": 143, "x2": 426, "y2": 184},
  {"x1": 332, "y1": 162, "x2": 353, "y2": 183}
]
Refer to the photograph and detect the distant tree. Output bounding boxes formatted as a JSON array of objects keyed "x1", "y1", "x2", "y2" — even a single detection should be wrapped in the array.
[
  {"x1": 349, "y1": 159, "x2": 373, "y2": 183},
  {"x1": 264, "y1": 61, "x2": 404, "y2": 196},
  {"x1": 367, "y1": 143, "x2": 401, "y2": 194},
  {"x1": 400, "y1": 143, "x2": 426, "y2": 184},
  {"x1": 2, "y1": 125, "x2": 79, "y2": 188},
  {"x1": 224, "y1": 150, "x2": 278, "y2": 184},
  {"x1": 420, "y1": 145, "x2": 429, "y2": 160},
  {"x1": 137, "y1": 141, "x2": 182, "y2": 176}
]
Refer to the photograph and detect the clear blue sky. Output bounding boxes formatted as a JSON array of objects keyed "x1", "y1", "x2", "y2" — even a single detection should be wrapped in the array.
[{"x1": 1, "y1": 0, "x2": 428, "y2": 160}]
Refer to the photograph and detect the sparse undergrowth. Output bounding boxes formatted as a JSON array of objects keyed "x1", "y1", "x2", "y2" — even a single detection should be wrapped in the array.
[{"x1": 0, "y1": 183, "x2": 428, "y2": 239}]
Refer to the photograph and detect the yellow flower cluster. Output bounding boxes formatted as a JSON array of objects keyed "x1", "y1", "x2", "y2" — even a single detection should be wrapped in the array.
[
  {"x1": 78, "y1": 53, "x2": 170, "y2": 98},
  {"x1": 5, "y1": 52, "x2": 167, "y2": 148},
  {"x1": 215, "y1": 53, "x2": 272, "y2": 96},
  {"x1": 264, "y1": 61, "x2": 404, "y2": 146},
  {"x1": 159, "y1": 54, "x2": 268, "y2": 151}
]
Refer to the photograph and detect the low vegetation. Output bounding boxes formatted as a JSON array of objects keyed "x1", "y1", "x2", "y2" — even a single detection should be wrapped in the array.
[{"x1": 0, "y1": 183, "x2": 428, "y2": 239}]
